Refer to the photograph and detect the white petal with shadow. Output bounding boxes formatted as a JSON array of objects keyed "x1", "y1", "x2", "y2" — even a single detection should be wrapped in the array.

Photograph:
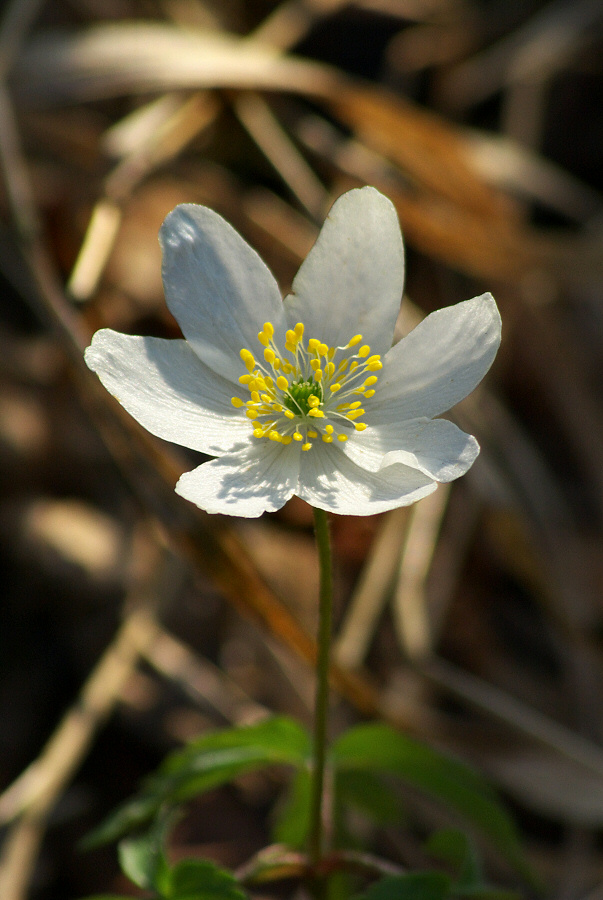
[
  {"x1": 373, "y1": 294, "x2": 501, "y2": 420},
  {"x1": 85, "y1": 329, "x2": 251, "y2": 456},
  {"x1": 343, "y1": 417, "x2": 479, "y2": 480},
  {"x1": 160, "y1": 204, "x2": 287, "y2": 382},
  {"x1": 298, "y1": 443, "x2": 437, "y2": 515},
  {"x1": 283, "y1": 188, "x2": 404, "y2": 356},
  {"x1": 176, "y1": 440, "x2": 301, "y2": 517}
]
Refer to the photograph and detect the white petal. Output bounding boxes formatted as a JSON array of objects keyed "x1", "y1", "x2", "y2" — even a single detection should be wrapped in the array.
[
  {"x1": 160, "y1": 204, "x2": 287, "y2": 382},
  {"x1": 372, "y1": 294, "x2": 501, "y2": 420},
  {"x1": 342, "y1": 417, "x2": 479, "y2": 480},
  {"x1": 176, "y1": 440, "x2": 301, "y2": 517},
  {"x1": 85, "y1": 329, "x2": 252, "y2": 455},
  {"x1": 298, "y1": 443, "x2": 436, "y2": 515},
  {"x1": 283, "y1": 188, "x2": 404, "y2": 355}
]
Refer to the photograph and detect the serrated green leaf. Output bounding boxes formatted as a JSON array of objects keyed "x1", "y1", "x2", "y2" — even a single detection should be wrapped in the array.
[
  {"x1": 331, "y1": 725, "x2": 530, "y2": 881},
  {"x1": 357, "y1": 871, "x2": 452, "y2": 900},
  {"x1": 271, "y1": 767, "x2": 312, "y2": 848},
  {"x1": 167, "y1": 859, "x2": 246, "y2": 900}
]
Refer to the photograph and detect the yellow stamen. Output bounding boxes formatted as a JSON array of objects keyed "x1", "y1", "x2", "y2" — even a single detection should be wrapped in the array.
[
  {"x1": 337, "y1": 434, "x2": 348, "y2": 442},
  {"x1": 231, "y1": 397, "x2": 244, "y2": 408},
  {"x1": 302, "y1": 442, "x2": 312, "y2": 451},
  {"x1": 276, "y1": 376, "x2": 289, "y2": 391}
]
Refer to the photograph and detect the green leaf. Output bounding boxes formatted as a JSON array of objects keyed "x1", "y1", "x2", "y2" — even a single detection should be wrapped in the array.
[
  {"x1": 271, "y1": 768, "x2": 312, "y2": 848},
  {"x1": 155, "y1": 716, "x2": 310, "y2": 802},
  {"x1": 337, "y1": 770, "x2": 407, "y2": 827},
  {"x1": 84, "y1": 717, "x2": 310, "y2": 846},
  {"x1": 331, "y1": 725, "x2": 530, "y2": 880},
  {"x1": 357, "y1": 871, "x2": 452, "y2": 900},
  {"x1": 118, "y1": 831, "x2": 170, "y2": 892},
  {"x1": 425, "y1": 829, "x2": 482, "y2": 886},
  {"x1": 167, "y1": 859, "x2": 246, "y2": 900}
]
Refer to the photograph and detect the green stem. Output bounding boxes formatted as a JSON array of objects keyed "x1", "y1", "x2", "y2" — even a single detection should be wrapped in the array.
[{"x1": 309, "y1": 506, "x2": 334, "y2": 867}]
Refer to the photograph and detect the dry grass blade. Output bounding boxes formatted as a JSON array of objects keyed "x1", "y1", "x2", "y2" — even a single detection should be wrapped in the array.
[{"x1": 13, "y1": 23, "x2": 339, "y2": 103}]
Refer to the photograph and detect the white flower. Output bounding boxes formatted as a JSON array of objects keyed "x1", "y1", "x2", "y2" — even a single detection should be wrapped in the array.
[{"x1": 85, "y1": 187, "x2": 501, "y2": 518}]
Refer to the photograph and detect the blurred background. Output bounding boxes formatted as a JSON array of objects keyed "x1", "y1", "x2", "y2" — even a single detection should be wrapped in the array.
[{"x1": 1, "y1": 0, "x2": 603, "y2": 897}]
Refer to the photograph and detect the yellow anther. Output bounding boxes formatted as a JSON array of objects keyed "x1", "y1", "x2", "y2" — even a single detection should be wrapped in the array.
[
  {"x1": 276, "y1": 376, "x2": 289, "y2": 391},
  {"x1": 274, "y1": 358, "x2": 281, "y2": 370},
  {"x1": 231, "y1": 397, "x2": 244, "y2": 408},
  {"x1": 310, "y1": 359, "x2": 320, "y2": 372},
  {"x1": 251, "y1": 391, "x2": 260, "y2": 403},
  {"x1": 263, "y1": 322, "x2": 274, "y2": 338},
  {"x1": 325, "y1": 424, "x2": 334, "y2": 434},
  {"x1": 294, "y1": 322, "x2": 304, "y2": 338},
  {"x1": 315, "y1": 369, "x2": 323, "y2": 381},
  {"x1": 348, "y1": 409, "x2": 365, "y2": 420},
  {"x1": 268, "y1": 430, "x2": 281, "y2": 442},
  {"x1": 365, "y1": 375, "x2": 379, "y2": 386},
  {"x1": 348, "y1": 334, "x2": 362, "y2": 347},
  {"x1": 330, "y1": 383, "x2": 341, "y2": 393},
  {"x1": 364, "y1": 390, "x2": 375, "y2": 398},
  {"x1": 282, "y1": 362, "x2": 293, "y2": 374},
  {"x1": 319, "y1": 343, "x2": 329, "y2": 356},
  {"x1": 337, "y1": 434, "x2": 348, "y2": 442},
  {"x1": 253, "y1": 429, "x2": 264, "y2": 438},
  {"x1": 239, "y1": 374, "x2": 252, "y2": 384},
  {"x1": 285, "y1": 342, "x2": 296, "y2": 354},
  {"x1": 284, "y1": 409, "x2": 295, "y2": 419},
  {"x1": 367, "y1": 360, "x2": 383, "y2": 371},
  {"x1": 282, "y1": 435, "x2": 293, "y2": 445},
  {"x1": 308, "y1": 395, "x2": 320, "y2": 408},
  {"x1": 328, "y1": 347, "x2": 335, "y2": 360},
  {"x1": 322, "y1": 434, "x2": 333, "y2": 443},
  {"x1": 272, "y1": 404, "x2": 283, "y2": 412},
  {"x1": 308, "y1": 338, "x2": 320, "y2": 352},
  {"x1": 308, "y1": 430, "x2": 318, "y2": 438},
  {"x1": 246, "y1": 409, "x2": 258, "y2": 419},
  {"x1": 240, "y1": 349, "x2": 255, "y2": 371},
  {"x1": 257, "y1": 331, "x2": 269, "y2": 347},
  {"x1": 286, "y1": 329, "x2": 297, "y2": 344},
  {"x1": 302, "y1": 442, "x2": 312, "y2": 451},
  {"x1": 308, "y1": 409, "x2": 324, "y2": 418},
  {"x1": 349, "y1": 361, "x2": 358, "y2": 372},
  {"x1": 293, "y1": 432, "x2": 303, "y2": 441},
  {"x1": 326, "y1": 362, "x2": 335, "y2": 377},
  {"x1": 354, "y1": 422, "x2": 368, "y2": 431},
  {"x1": 358, "y1": 345, "x2": 370, "y2": 358},
  {"x1": 264, "y1": 348, "x2": 276, "y2": 364},
  {"x1": 265, "y1": 376, "x2": 274, "y2": 389},
  {"x1": 349, "y1": 401, "x2": 362, "y2": 409}
]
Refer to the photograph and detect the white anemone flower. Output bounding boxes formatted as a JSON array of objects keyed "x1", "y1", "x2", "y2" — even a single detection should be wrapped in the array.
[{"x1": 85, "y1": 187, "x2": 501, "y2": 518}]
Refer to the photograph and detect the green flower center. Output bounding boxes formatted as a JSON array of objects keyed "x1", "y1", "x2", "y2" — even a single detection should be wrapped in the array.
[{"x1": 284, "y1": 378, "x2": 323, "y2": 416}]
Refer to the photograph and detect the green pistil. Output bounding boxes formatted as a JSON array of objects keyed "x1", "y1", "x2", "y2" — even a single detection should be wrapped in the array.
[{"x1": 284, "y1": 378, "x2": 323, "y2": 416}]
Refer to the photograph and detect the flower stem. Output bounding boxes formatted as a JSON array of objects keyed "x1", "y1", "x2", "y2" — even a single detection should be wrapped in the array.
[{"x1": 309, "y1": 506, "x2": 334, "y2": 867}]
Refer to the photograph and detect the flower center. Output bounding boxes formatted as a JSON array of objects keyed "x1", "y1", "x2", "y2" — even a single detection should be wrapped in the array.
[
  {"x1": 284, "y1": 378, "x2": 323, "y2": 416},
  {"x1": 231, "y1": 321, "x2": 382, "y2": 451}
]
